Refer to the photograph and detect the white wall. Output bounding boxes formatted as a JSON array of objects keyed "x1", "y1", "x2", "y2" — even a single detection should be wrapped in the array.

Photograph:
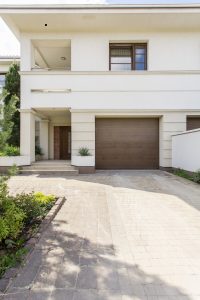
[
  {"x1": 20, "y1": 72, "x2": 200, "y2": 110},
  {"x1": 19, "y1": 30, "x2": 200, "y2": 168},
  {"x1": 20, "y1": 32, "x2": 200, "y2": 72},
  {"x1": 172, "y1": 129, "x2": 200, "y2": 172}
]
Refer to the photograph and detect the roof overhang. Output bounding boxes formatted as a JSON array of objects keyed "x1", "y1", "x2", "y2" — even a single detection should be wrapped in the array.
[{"x1": 1, "y1": 4, "x2": 200, "y2": 36}]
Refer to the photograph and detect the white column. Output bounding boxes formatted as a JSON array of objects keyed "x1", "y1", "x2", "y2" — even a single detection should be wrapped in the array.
[
  {"x1": 71, "y1": 112, "x2": 95, "y2": 158},
  {"x1": 39, "y1": 120, "x2": 49, "y2": 160},
  {"x1": 20, "y1": 110, "x2": 35, "y2": 163}
]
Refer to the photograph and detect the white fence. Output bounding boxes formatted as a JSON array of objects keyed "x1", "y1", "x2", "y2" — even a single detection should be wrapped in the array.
[{"x1": 172, "y1": 129, "x2": 200, "y2": 172}]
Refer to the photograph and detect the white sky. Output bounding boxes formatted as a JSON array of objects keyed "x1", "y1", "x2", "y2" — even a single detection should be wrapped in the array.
[{"x1": 1, "y1": 0, "x2": 200, "y2": 56}]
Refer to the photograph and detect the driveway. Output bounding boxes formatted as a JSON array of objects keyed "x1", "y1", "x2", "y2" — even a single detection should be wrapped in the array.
[{"x1": 2, "y1": 170, "x2": 200, "y2": 300}]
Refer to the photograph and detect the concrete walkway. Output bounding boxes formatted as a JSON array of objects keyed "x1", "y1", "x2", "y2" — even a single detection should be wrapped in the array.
[{"x1": 2, "y1": 170, "x2": 200, "y2": 300}]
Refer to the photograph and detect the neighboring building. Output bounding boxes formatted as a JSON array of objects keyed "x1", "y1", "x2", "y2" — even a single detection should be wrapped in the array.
[
  {"x1": 1, "y1": 3, "x2": 200, "y2": 171},
  {"x1": 0, "y1": 55, "x2": 20, "y2": 94},
  {"x1": 0, "y1": 55, "x2": 20, "y2": 126}
]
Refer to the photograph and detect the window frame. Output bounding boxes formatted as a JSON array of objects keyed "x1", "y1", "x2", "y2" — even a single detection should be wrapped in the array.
[{"x1": 109, "y1": 43, "x2": 147, "y2": 71}]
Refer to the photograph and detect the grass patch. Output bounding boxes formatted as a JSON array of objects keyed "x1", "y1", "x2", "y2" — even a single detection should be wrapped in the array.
[{"x1": 173, "y1": 168, "x2": 200, "y2": 184}]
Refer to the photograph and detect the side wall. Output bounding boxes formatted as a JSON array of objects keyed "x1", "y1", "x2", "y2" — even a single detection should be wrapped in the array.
[{"x1": 172, "y1": 129, "x2": 200, "y2": 172}]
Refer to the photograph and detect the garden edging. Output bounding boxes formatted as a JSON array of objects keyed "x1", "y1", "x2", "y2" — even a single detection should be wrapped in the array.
[{"x1": 0, "y1": 196, "x2": 66, "y2": 294}]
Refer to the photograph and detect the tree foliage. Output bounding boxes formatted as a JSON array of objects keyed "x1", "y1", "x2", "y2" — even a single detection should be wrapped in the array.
[{"x1": 0, "y1": 63, "x2": 20, "y2": 148}]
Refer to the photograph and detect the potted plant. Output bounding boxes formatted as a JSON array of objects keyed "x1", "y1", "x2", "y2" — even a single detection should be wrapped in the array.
[
  {"x1": 78, "y1": 147, "x2": 91, "y2": 156},
  {"x1": 72, "y1": 147, "x2": 95, "y2": 167}
]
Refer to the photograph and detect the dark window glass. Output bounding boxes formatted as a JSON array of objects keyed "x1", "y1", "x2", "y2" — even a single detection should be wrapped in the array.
[
  {"x1": 135, "y1": 54, "x2": 145, "y2": 63},
  {"x1": 110, "y1": 44, "x2": 147, "y2": 71},
  {"x1": 135, "y1": 63, "x2": 145, "y2": 70}
]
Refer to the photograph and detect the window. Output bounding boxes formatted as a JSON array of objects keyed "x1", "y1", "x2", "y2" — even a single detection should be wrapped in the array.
[
  {"x1": 0, "y1": 74, "x2": 5, "y2": 94},
  {"x1": 109, "y1": 43, "x2": 147, "y2": 71}
]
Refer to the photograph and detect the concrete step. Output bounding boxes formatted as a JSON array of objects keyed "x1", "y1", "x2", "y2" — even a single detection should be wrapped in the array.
[
  {"x1": 22, "y1": 165, "x2": 77, "y2": 171},
  {"x1": 20, "y1": 169, "x2": 79, "y2": 176},
  {"x1": 32, "y1": 161, "x2": 72, "y2": 167},
  {"x1": 20, "y1": 160, "x2": 79, "y2": 176}
]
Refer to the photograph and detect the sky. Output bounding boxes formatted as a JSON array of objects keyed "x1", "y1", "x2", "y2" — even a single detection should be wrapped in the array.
[{"x1": 1, "y1": 0, "x2": 200, "y2": 56}]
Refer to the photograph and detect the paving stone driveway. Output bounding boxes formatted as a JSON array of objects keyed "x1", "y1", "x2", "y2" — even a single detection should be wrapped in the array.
[{"x1": 2, "y1": 170, "x2": 200, "y2": 300}]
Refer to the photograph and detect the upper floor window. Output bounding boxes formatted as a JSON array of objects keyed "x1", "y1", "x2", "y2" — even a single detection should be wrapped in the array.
[{"x1": 109, "y1": 43, "x2": 147, "y2": 71}]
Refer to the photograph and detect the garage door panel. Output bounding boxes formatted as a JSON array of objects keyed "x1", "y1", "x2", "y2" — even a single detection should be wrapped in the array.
[
  {"x1": 95, "y1": 118, "x2": 159, "y2": 169},
  {"x1": 187, "y1": 117, "x2": 200, "y2": 131}
]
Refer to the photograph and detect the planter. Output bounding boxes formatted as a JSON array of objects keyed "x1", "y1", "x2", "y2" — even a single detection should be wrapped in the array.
[
  {"x1": 72, "y1": 155, "x2": 95, "y2": 167},
  {"x1": 0, "y1": 156, "x2": 30, "y2": 167}
]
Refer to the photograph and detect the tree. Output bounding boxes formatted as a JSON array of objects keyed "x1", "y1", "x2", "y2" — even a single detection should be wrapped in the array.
[
  {"x1": 2, "y1": 63, "x2": 20, "y2": 147},
  {"x1": 0, "y1": 93, "x2": 18, "y2": 151}
]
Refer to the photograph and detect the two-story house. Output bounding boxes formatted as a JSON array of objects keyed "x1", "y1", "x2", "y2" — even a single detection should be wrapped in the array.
[{"x1": 1, "y1": 3, "x2": 200, "y2": 173}]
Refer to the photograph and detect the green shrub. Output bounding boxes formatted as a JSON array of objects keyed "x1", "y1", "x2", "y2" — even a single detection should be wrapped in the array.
[
  {"x1": 7, "y1": 164, "x2": 19, "y2": 176},
  {"x1": 0, "y1": 180, "x2": 8, "y2": 198},
  {"x1": 14, "y1": 192, "x2": 55, "y2": 226},
  {"x1": 14, "y1": 193, "x2": 44, "y2": 226},
  {"x1": 193, "y1": 170, "x2": 200, "y2": 184},
  {"x1": 34, "y1": 192, "x2": 55, "y2": 207},
  {"x1": 0, "y1": 179, "x2": 56, "y2": 278},
  {"x1": 0, "y1": 248, "x2": 27, "y2": 278},
  {"x1": 0, "y1": 219, "x2": 9, "y2": 241},
  {"x1": 0, "y1": 200, "x2": 25, "y2": 242},
  {"x1": 0, "y1": 145, "x2": 20, "y2": 157},
  {"x1": 78, "y1": 147, "x2": 91, "y2": 156},
  {"x1": 0, "y1": 180, "x2": 56, "y2": 243}
]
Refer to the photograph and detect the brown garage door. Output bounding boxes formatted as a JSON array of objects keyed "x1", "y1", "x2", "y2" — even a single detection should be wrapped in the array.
[
  {"x1": 95, "y1": 118, "x2": 159, "y2": 169},
  {"x1": 187, "y1": 117, "x2": 200, "y2": 131}
]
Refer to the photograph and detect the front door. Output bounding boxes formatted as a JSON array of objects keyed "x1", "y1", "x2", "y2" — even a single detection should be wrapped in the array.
[{"x1": 54, "y1": 126, "x2": 71, "y2": 160}]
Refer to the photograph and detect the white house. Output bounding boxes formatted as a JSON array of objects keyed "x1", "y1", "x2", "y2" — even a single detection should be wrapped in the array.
[{"x1": 1, "y1": 3, "x2": 200, "y2": 173}]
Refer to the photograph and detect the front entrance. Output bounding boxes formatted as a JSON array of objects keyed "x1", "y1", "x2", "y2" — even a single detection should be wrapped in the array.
[{"x1": 54, "y1": 126, "x2": 71, "y2": 159}]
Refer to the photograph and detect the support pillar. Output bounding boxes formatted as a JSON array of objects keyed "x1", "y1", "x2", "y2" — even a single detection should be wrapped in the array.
[
  {"x1": 39, "y1": 120, "x2": 49, "y2": 160},
  {"x1": 20, "y1": 110, "x2": 35, "y2": 163}
]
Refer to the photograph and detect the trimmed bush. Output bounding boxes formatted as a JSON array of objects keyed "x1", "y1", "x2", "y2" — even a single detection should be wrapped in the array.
[{"x1": 0, "y1": 145, "x2": 20, "y2": 156}]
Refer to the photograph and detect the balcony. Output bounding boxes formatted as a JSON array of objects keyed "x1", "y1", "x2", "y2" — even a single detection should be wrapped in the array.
[{"x1": 31, "y1": 39, "x2": 71, "y2": 71}]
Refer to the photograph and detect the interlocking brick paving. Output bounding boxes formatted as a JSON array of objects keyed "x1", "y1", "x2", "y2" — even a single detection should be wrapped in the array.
[{"x1": 1, "y1": 170, "x2": 200, "y2": 300}]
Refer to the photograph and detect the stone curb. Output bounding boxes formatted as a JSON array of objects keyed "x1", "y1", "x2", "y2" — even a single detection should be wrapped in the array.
[{"x1": 0, "y1": 196, "x2": 66, "y2": 293}]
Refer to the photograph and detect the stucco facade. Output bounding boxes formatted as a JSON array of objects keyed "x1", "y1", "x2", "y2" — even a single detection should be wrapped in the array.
[{"x1": 1, "y1": 3, "x2": 200, "y2": 170}]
